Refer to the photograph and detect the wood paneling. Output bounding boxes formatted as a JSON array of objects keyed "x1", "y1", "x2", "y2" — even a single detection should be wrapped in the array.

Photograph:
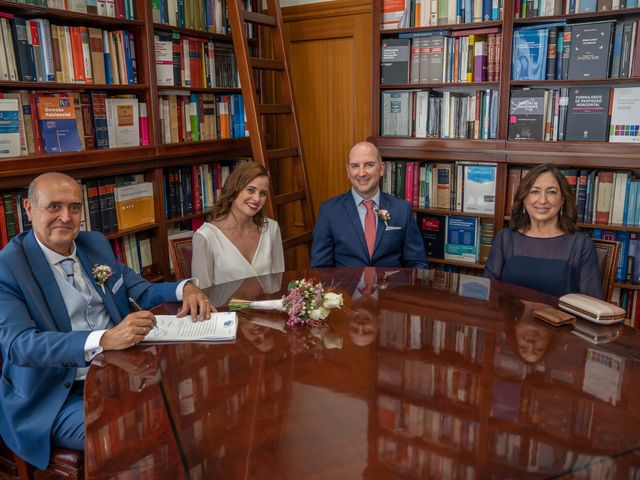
[{"x1": 283, "y1": 0, "x2": 373, "y2": 217}]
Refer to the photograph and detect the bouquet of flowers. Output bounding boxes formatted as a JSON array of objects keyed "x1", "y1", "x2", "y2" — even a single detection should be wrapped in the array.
[{"x1": 229, "y1": 278, "x2": 343, "y2": 328}]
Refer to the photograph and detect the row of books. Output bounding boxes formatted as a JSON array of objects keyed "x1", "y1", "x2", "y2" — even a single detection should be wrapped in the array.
[
  {"x1": 0, "y1": 15, "x2": 138, "y2": 85},
  {"x1": 591, "y1": 229, "x2": 640, "y2": 282},
  {"x1": 110, "y1": 233, "x2": 153, "y2": 276},
  {"x1": 157, "y1": 93, "x2": 246, "y2": 143},
  {"x1": 163, "y1": 161, "x2": 238, "y2": 219},
  {"x1": 507, "y1": 167, "x2": 640, "y2": 227},
  {"x1": 378, "y1": 354, "x2": 482, "y2": 405},
  {"x1": 511, "y1": 20, "x2": 640, "y2": 81},
  {"x1": 0, "y1": 92, "x2": 147, "y2": 157},
  {"x1": 418, "y1": 213, "x2": 493, "y2": 263},
  {"x1": 377, "y1": 313, "x2": 487, "y2": 361},
  {"x1": 381, "y1": 0, "x2": 503, "y2": 30},
  {"x1": 515, "y1": 0, "x2": 640, "y2": 17},
  {"x1": 9, "y1": 0, "x2": 136, "y2": 19},
  {"x1": 378, "y1": 435, "x2": 476, "y2": 478},
  {"x1": 508, "y1": 86, "x2": 639, "y2": 143},
  {"x1": 382, "y1": 160, "x2": 497, "y2": 214},
  {"x1": 154, "y1": 33, "x2": 239, "y2": 88},
  {"x1": 377, "y1": 394, "x2": 479, "y2": 451},
  {"x1": 381, "y1": 89, "x2": 498, "y2": 138},
  {"x1": 152, "y1": 0, "x2": 231, "y2": 35},
  {"x1": 382, "y1": 29, "x2": 502, "y2": 85},
  {"x1": 616, "y1": 288, "x2": 640, "y2": 328}
]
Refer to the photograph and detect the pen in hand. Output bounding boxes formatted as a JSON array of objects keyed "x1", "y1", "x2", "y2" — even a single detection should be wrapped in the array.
[{"x1": 128, "y1": 297, "x2": 158, "y2": 332}]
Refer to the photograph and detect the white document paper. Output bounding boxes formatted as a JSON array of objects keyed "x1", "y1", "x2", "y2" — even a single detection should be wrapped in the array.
[{"x1": 142, "y1": 312, "x2": 237, "y2": 342}]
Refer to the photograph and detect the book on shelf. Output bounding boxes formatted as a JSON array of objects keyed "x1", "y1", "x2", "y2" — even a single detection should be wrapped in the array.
[
  {"x1": 381, "y1": 38, "x2": 410, "y2": 85},
  {"x1": 36, "y1": 95, "x2": 82, "y2": 154},
  {"x1": 462, "y1": 164, "x2": 496, "y2": 214},
  {"x1": 445, "y1": 215, "x2": 479, "y2": 263},
  {"x1": 114, "y1": 182, "x2": 155, "y2": 230},
  {"x1": 564, "y1": 86, "x2": 611, "y2": 142},
  {"x1": 0, "y1": 99, "x2": 21, "y2": 158},
  {"x1": 106, "y1": 97, "x2": 140, "y2": 148},
  {"x1": 609, "y1": 87, "x2": 640, "y2": 143},
  {"x1": 511, "y1": 27, "x2": 549, "y2": 81},
  {"x1": 417, "y1": 213, "x2": 446, "y2": 258},
  {"x1": 508, "y1": 89, "x2": 545, "y2": 141},
  {"x1": 381, "y1": 91, "x2": 412, "y2": 136},
  {"x1": 567, "y1": 21, "x2": 615, "y2": 80}
]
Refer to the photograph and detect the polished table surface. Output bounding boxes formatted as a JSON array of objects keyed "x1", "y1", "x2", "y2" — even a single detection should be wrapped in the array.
[{"x1": 85, "y1": 268, "x2": 640, "y2": 479}]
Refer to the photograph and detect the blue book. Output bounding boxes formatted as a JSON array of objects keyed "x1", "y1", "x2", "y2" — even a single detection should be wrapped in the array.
[
  {"x1": 36, "y1": 96, "x2": 81, "y2": 154},
  {"x1": 610, "y1": 22, "x2": 624, "y2": 79},
  {"x1": 482, "y1": 0, "x2": 491, "y2": 21},
  {"x1": 622, "y1": 176, "x2": 632, "y2": 225},
  {"x1": 512, "y1": 28, "x2": 549, "y2": 80},
  {"x1": 615, "y1": 231, "x2": 631, "y2": 281},
  {"x1": 122, "y1": 32, "x2": 134, "y2": 85},
  {"x1": 444, "y1": 215, "x2": 479, "y2": 263}
]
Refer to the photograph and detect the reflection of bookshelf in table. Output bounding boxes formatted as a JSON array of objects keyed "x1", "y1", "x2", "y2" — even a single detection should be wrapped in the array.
[{"x1": 372, "y1": 271, "x2": 640, "y2": 478}]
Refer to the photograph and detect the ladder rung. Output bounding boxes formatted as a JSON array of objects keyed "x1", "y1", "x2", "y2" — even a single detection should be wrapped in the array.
[
  {"x1": 274, "y1": 190, "x2": 306, "y2": 206},
  {"x1": 266, "y1": 147, "x2": 299, "y2": 160},
  {"x1": 283, "y1": 232, "x2": 313, "y2": 250},
  {"x1": 250, "y1": 58, "x2": 285, "y2": 70},
  {"x1": 259, "y1": 104, "x2": 292, "y2": 115},
  {"x1": 242, "y1": 11, "x2": 276, "y2": 26}
]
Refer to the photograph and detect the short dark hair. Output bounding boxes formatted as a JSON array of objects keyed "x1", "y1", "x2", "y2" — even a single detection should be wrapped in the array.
[
  {"x1": 510, "y1": 164, "x2": 577, "y2": 233},
  {"x1": 212, "y1": 162, "x2": 269, "y2": 228}
]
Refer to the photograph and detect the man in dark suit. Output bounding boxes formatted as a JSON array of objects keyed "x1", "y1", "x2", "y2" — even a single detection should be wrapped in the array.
[
  {"x1": 0, "y1": 172, "x2": 211, "y2": 469},
  {"x1": 311, "y1": 141, "x2": 428, "y2": 268}
]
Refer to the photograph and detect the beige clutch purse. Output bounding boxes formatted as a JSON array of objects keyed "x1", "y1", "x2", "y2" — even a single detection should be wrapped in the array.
[{"x1": 558, "y1": 293, "x2": 626, "y2": 324}]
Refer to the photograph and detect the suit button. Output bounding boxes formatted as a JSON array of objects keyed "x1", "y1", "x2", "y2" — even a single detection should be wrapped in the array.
[{"x1": 64, "y1": 382, "x2": 71, "y2": 388}]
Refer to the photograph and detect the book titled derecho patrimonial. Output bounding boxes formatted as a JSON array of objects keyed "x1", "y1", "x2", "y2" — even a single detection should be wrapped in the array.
[{"x1": 36, "y1": 96, "x2": 82, "y2": 153}]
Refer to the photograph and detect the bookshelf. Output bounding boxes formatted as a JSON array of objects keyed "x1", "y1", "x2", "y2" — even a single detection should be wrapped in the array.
[
  {"x1": 0, "y1": 0, "x2": 254, "y2": 280},
  {"x1": 370, "y1": 0, "x2": 640, "y2": 322}
]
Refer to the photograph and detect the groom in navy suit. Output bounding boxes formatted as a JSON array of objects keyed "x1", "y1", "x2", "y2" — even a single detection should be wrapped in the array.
[
  {"x1": 0, "y1": 172, "x2": 211, "y2": 469},
  {"x1": 311, "y1": 141, "x2": 428, "y2": 268}
]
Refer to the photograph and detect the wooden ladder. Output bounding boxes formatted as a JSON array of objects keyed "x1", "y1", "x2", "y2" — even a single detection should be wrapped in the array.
[{"x1": 227, "y1": 0, "x2": 314, "y2": 255}]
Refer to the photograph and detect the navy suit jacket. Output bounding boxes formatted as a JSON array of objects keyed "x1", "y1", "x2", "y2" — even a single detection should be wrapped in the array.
[
  {"x1": 0, "y1": 230, "x2": 179, "y2": 468},
  {"x1": 311, "y1": 191, "x2": 428, "y2": 268}
]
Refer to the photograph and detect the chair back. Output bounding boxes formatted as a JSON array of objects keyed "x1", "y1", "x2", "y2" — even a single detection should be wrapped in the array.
[
  {"x1": 169, "y1": 237, "x2": 193, "y2": 280},
  {"x1": 592, "y1": 239, "x2": 620, "y2": 302}
]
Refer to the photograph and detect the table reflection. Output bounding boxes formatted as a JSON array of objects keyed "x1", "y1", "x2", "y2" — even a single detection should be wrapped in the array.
[{"x1": 85, "y1": 268, "x2": 640, "y2": 479}]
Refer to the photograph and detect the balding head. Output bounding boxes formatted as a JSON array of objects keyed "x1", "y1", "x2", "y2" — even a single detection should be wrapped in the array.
[
  {"x1": 348, "y1": 141, "x2": 381, "y2": 165},
  {"x1": 28, "y1": 172, "x2": 81, "y2": 204},
  {"x1": 25, "y1": 172, "x2": 84, "y2": 256}
]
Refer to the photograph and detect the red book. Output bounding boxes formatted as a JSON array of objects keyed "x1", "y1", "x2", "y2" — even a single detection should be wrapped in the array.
[
  {"x1": 69, "y1": 27, "x2": 86, "y2": 83},
  {"x1": 191, "y1": 165, "x2": 202, "y2": 212},
  {"x1": 28, "y1": 93, "x2": 44, "y2": 154}
]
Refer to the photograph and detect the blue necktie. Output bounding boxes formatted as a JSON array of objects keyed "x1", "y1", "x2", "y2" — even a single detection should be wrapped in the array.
[{"x1": 59, "y1": 258, "x2": 78, "y2": 289}]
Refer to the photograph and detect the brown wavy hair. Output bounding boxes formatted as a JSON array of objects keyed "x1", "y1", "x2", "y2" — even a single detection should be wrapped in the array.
[
  {"x1": 510, "y1": 164, "x2": 577, "y2": 233},
  {"x1": 211, "y1": 161, "x2": 269, "y2": 227}
]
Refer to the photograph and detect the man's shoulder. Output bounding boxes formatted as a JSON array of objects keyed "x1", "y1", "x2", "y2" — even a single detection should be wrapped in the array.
[
  {"x1": 319, "y1": 191, "x2": 351, "y2": 210},
  {"x1": 75, "y1": 231, "x2": 111, "y2": 252}
]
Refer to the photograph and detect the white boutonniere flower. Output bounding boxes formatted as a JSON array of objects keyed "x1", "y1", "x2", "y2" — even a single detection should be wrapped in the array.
[
  {"x1": 374, "y1": 208, "x2": 392, "y2": 229},
  {"x1": 92, "y1": 264, "x2": 112, "y2": 293}
]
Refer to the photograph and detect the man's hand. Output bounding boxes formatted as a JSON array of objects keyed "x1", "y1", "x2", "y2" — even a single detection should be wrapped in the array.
[
  {"x1": 177, "y1": 282, "x2": 214, "y2": 321},
  {"x1": 100, "y1": 311, "x2": 156, "y2": 350}
]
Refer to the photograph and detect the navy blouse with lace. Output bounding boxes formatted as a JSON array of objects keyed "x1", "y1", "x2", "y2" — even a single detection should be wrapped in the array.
[{"x1": 483, "y1": 229, "x2": 602, "y2": 298}]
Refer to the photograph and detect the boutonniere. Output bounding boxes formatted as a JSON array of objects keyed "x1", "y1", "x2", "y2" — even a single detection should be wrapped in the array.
[
  {"x1": 92, "y1": 264, "x2": 112, "y2": 293},
  {"x1": 374, "y1": 208, "x2": 391, "y2": 228}
]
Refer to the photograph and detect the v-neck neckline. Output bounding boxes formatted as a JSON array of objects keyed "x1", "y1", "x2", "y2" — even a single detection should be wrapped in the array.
[{"x1": 210, "y1": 222, "x2": 264, "y2": 266}]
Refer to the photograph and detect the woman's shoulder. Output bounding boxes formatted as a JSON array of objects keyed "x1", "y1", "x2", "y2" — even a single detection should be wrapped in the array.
[{"x1": 264, "y1": 217, "x2": 280, "y2": 230}]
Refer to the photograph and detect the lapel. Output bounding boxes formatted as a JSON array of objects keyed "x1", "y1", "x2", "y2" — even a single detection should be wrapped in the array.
[
  {"x1": 23, "y1": 231, "x2": 72, "y2": 332},
  {"x1": 341, "y1": 193, "x2": 369, "y2": 259},
  {"x1": 76, "y1": 247, "x2": 122, "y2": 323},
  {"x1": 374, "y1": 193, "x2": 388, "y2": 253}
]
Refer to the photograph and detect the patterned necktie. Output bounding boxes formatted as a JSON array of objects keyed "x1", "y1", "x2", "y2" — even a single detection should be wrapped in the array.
[
  {"x1": 363, "y1": 200, "x2": 376, "y2": 258},
  {"x1": 59, "y1": 258, "x2": 78, "y2": 289}
]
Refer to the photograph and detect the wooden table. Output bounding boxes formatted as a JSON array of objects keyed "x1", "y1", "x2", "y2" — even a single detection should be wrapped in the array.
[{"x1": 85, "y1": 268, "x2": 640, "y2": 479}]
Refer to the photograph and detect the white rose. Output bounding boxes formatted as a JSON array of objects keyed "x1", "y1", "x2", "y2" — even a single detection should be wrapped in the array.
[
  {"x1": 322, "y1": 292, "x2": 343, "y2": 309},
  {"x1": 309, "y1": 306, "x2": 330, "y2": 320}
]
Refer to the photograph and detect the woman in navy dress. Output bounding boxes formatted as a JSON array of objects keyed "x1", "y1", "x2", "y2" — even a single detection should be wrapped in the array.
[{"x1": 484, "y1": 164, "x2": 602, "y2": 298}]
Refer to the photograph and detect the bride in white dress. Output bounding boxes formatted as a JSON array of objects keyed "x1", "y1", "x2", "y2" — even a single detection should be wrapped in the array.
[{"x1": 191, "y1": 162, "x2": 285, "y2": 288}]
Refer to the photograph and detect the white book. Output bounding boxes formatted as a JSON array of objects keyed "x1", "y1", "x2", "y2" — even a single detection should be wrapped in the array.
[
  {"x1": 154, "y1": 34, "x2": 174, "y2": 86},
  {"x1": 0, "y1": 99, "x2": 21, "y2": 158},
  {"x1": 182, "y1": 38, "x2": 190, "y2": 87},
  {"x1": 63, "y1": 26, "x2": 76, "y2": 84},
  {"x1": 610, "y1": 172, "x2": 628, "y2": 225},
  {"x1": 35, "y1": 19, "x2": 55, "y2": 82},
  {"x1": 462, "y1": 164, "x2": 496, "y2": 214},
  {"x1": 415, "y1": 90, "x2": 429, "y2": 138},
  {"x1": 0, "y1": 19, "x2": 10, "y2": 81},
  {"x1": 1, "y1": 18, "x2": 17, "y2": 81},
  {"x1": 609, "y1": 87, "x2": 640, "y2": 143},
  {"x1": 106, "y1": 97, "x2": 140, "y2": 148}
]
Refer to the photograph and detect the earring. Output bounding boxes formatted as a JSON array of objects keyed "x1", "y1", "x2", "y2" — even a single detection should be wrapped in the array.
[
  {"x1": 560, "y1": 206, "x2": 563, "y2": 216},
  {"x1": 523, "y1": 207, "x2": 526, "y2": 215}
]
